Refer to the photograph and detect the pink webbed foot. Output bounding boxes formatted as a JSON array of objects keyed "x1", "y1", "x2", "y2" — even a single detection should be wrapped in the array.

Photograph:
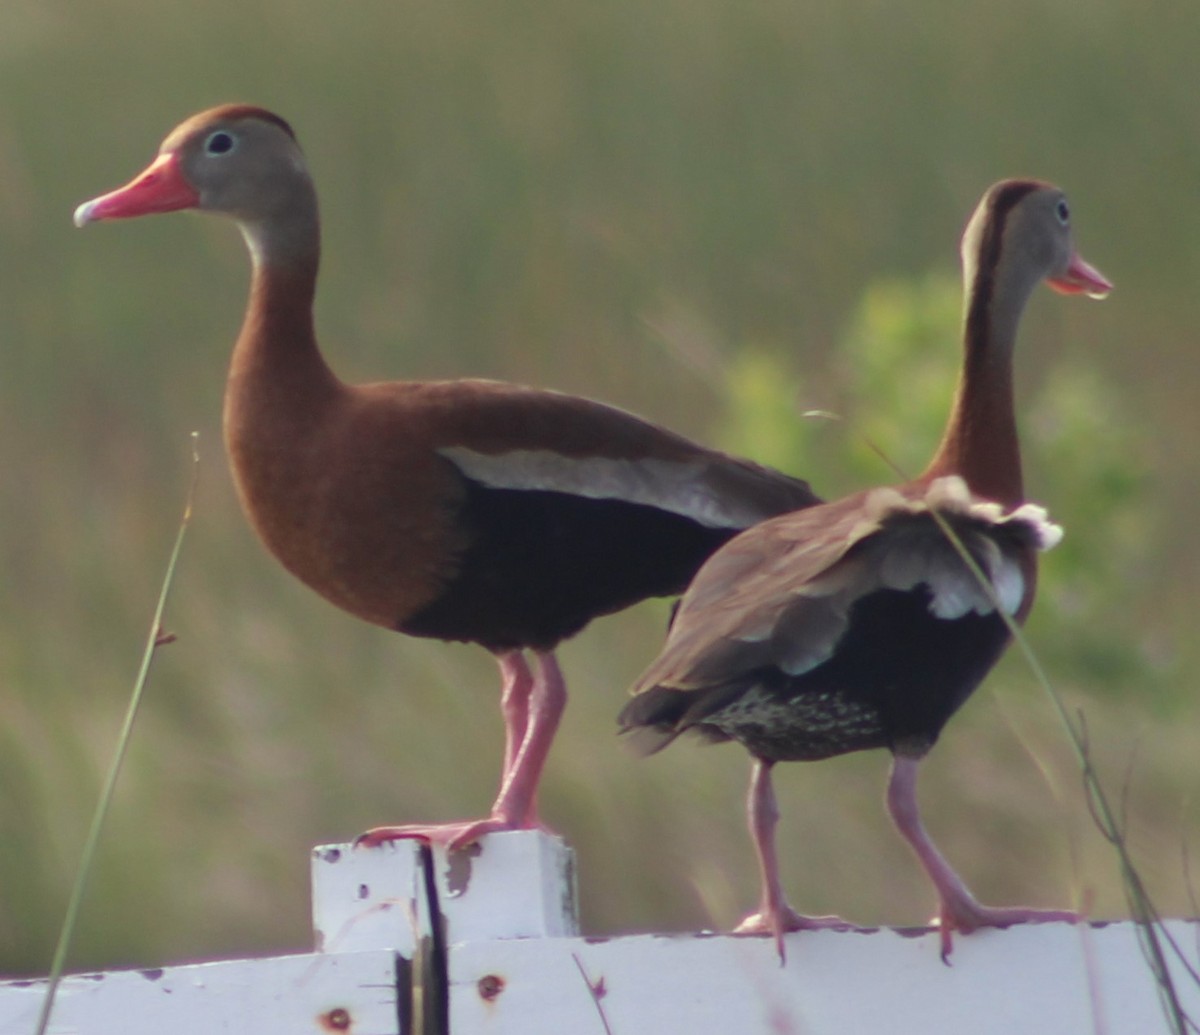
[
  {"x1": 887, "y1": 753, "x2": 1078, "y2": 962},
  {"x1": 934, "y1": 896, "x2": 1079, "y2": 961},
  {"x1": 355, "y1": 812, "x2": 547, "y2": 853},
  {"x1": 357, "y1": 651, "x2": 566, "y2": 855},
  {"x1": 737, "y1": 759, "x2": 857, "y2": 962},
  {"x1": 735, "y1": 908, "x2": 855, "y2": 936},
  {"x1": 735, "y1": 906, "x2": 856, "y2": 962}
]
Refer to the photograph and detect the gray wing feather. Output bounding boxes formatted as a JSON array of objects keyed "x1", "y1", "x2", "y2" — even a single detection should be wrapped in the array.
[{"x1": 631, "y1": 477, "x2": 1059, "y2": 700}]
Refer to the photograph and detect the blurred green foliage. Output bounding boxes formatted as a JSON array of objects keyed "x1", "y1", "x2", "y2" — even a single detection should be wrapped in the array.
[
  {"x1": 0, "y1": 0, "x2": 1197, "y2": 980},
  {"x1": 722, "y1": 275, "x2": 1164, "y2": 701}
]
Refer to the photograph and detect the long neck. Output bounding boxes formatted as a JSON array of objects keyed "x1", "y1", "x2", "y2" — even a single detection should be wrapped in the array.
[
  {"x1": 228, "y1": 195, "x2": 339, "y2": 406},
  {"x1": 923, "y1": 238, "x2": 1036, "y2": 507},
  {"x1": 225, "y1": 197, "x2": 342, "y2": 453}
]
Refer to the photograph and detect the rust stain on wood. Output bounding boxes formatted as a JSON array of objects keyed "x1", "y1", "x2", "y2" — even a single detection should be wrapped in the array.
[
  {"x1": 317, "y1": 1006, "x2": 352, "y2": 1031},
  {"x1": 477, "y1": 974, "x2": 505, "y2": 1001}
]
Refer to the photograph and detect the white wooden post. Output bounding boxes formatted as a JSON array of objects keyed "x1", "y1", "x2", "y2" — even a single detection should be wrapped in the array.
[
  {"x1": 310, "y1": 838, "x2": 428, "y2": 956},
  {"x1": 307, "y1": 830, "x2": 577, "y2": 1034},
  {"x1": 425, "y1": 831, "x2": 578, "y2": 944},
  {"x1": 2, "y1": 830, "x2": 1197, "y2": 1034}
]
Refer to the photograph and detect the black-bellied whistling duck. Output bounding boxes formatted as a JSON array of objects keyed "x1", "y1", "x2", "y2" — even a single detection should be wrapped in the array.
[
  {"x1": 619, "y1": 180, "x2": 1112, "y2": 960},
  {"x1": 73, "y1": 105, "x2": 821, "y2": 849}
]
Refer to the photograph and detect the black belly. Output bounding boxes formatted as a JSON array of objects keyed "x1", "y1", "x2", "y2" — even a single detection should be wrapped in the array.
[
  {"x1": 689, "y1": 587, "x2": 1012, "y2": 761},
  {"x1": 400, "y1": 481, "x2": 741, "y2": 652}
]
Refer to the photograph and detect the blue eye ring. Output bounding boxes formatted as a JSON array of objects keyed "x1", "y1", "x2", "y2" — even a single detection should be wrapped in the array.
[
  {"x1": 204, "y1": 130, "x2": 237, "y2": 156},
  {"x1": 1055, "y1": 198, "x2": 1070, "y2": 225}
]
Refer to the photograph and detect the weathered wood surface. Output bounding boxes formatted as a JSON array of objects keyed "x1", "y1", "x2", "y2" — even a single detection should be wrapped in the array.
[
  {"x1": 0, "y1": 950, "x2": 405, "y2": 1035},
  {"x1": 448, "y1": 917, "x2": 1200, "y2": 1034},
  {"x1": 4, "y1": 832, "x2": 1197, "y2": 1035}
]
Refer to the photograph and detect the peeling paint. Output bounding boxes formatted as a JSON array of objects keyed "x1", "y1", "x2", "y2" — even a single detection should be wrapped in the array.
[
  {"x1": 561, "y1": 851, "x2": 577, "y2": 926},
  {"x1": 444, "y1": 843, "x2": 481, "y2": 898},
  {"x1": 893, "y1": 926, "x2": 936, "y2": 940}
]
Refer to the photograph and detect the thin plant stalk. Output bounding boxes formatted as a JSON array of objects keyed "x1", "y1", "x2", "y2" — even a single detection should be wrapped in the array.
[
  {"x1": 34, "y1": 436, "x2": 200, "y2": 1035},
  {"x1": 923, "y1": 488, "x2": 1197, "y2": 1035},
  {"x1": 861, "y1": 437, "x2": 1198, "y2": 1034}
]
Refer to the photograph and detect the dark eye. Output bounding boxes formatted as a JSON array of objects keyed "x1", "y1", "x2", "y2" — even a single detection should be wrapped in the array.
[
  {"x1": 204, "y1": 130, "x2": 236, "y2": 156},
  {"x1": 1055, "y1": 198, "x2": 1070, "y2": 225}
]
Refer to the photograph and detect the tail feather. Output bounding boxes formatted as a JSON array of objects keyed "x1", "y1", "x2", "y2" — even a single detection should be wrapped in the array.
[
  {"x1": 617, "y1": 686, "x2": 694, "y2": 753},
  {"x1": 618, "y1": 679, "x2": 752, "y2": 754}
]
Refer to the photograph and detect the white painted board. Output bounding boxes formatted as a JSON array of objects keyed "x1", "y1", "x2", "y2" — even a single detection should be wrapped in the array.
[
  {"x1": 8, "y1": 833, "x2": 1196, "y2": 1035},
  {"x1": 0, "y1": 950, "x2": 403, "y2": 1035},
  {"x1": 448, "y1": 920, "x2": 1200, "y2": 1035}
]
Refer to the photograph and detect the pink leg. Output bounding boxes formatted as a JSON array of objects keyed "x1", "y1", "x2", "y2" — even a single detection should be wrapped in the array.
[
  {"x1": 734, "y1": 759, "x2": 854, "y2": 962},
  {"x1": 498, "y1": 652, "x2": 534, "y2": 778},
  {"x1": 358, "y1": 650, "x2": 565, "y2": 852},
  {"x1": 484, "y1": 649, "x2": 565, "y2": 832},
  {"x1": 886, "y1": 753, "x2": 1078, "y2": 961}
]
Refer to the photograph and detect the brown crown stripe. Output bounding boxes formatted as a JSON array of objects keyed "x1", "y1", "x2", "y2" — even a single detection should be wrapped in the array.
[
  {"x1": 964, "y1": 180, "x2": 1042, "y2": 348},
  {"x1": 208, "y1": 104, "x2": 298, "y2": 141}
]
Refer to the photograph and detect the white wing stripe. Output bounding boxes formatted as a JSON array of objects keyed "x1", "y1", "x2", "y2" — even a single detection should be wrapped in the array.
[{"x1": 439, "y1": 446, "x2": 771, "y2": 529}]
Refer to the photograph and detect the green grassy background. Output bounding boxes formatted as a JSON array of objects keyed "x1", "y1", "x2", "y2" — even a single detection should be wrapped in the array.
[{"x1": 1, "y1": 0, "x2": 1198, "y2": 974}]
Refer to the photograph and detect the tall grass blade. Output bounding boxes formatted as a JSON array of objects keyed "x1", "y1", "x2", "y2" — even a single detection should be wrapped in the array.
[
  {"x1": 33, "y1": 435, "x2": 200, "y2": 1035},
  {"x1": 861, "y1": 436, "x2": 1197, "y2": 1033},
  {"x1": 925, "y1": 491, "x2": 1196, "y2": 1034}
]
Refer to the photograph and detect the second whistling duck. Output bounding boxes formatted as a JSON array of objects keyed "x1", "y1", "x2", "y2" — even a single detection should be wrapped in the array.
[
  {"x1": 73, "y1": 105, "x2": 820, "y2": 849},
  {"x1": 619, "y1": 180, "x2": 1112, "y2": 960}
]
